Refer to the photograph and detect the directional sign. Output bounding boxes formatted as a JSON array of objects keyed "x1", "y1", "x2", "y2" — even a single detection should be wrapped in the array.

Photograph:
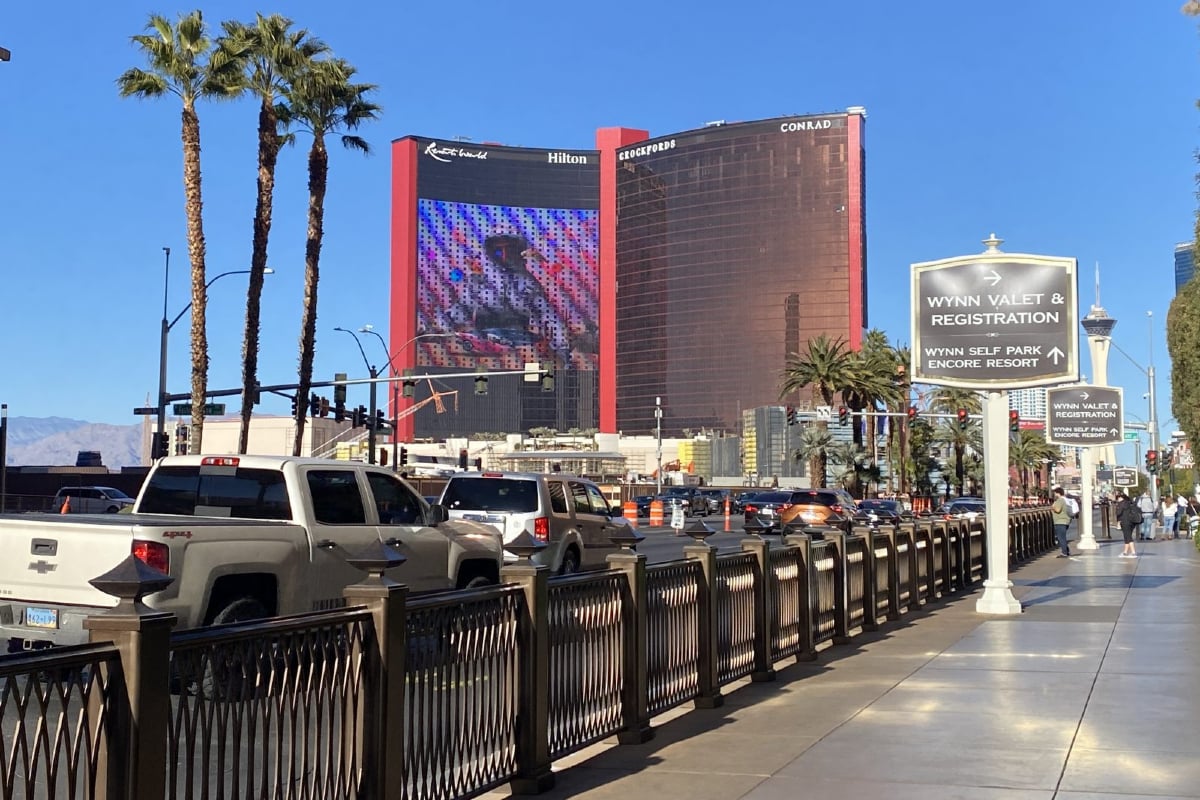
[
  {"x1": 1045, "y1": 385, "x2": 1123, "y2": 447},
  {"x1": 1113, "y1": 468, "x2": 1138, "y2": 488},
  {"x1": 132, "y1": 406, "x2": 157, "y2": 415},
  {"x1": 1123, "y1": 431, "x2": 1139, "y2": 441},
  {"x1": 911, "y1": 251, "x2": 1078, "y2": 388}
]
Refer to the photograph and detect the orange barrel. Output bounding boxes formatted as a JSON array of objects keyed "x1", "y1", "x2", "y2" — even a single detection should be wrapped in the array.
[
  {"x1": 724, "y1": 498, "x2": 732, "y2": 532},
  {"x1": 650, "y1": 500, "x2": 664, "y2": 526},
  {"x1": 623, "y1": 500, "x2": 638, "y2": 524}
]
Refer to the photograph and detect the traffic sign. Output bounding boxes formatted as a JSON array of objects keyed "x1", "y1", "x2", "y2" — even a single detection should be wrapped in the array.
[
  {"x1": 1045, "y1": 385, "x2": 1123, "y2": 447},
  {"x1": 1113, "y1": 468, "x2": 1138, "y2": 488},
  {"x1": 1123, "y1": 431, "x2": 1139, "y2": 441},
  {"x1": 132, "y1": 406, "x2": 157, "y2": 415},
  {"x1": 172, "y1": 403, "x2": 227, "y2": 416},
  {"x1": 911, "y1": 249, "x2": 1078, "y2": 388}
]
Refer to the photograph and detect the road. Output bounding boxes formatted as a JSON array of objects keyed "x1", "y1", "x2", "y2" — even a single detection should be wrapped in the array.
[{"x1": 625, "y1": 513, "x2": 755, "y2": 563}]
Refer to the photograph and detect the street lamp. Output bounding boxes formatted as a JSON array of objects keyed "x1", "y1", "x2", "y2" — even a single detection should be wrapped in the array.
[
  {"x1": 155, "y1": 246, "x2": 271, "y2": 457},
  {"x1": 359, "y1": 326, "x2": 455, "y2": 470},
  {"x1": 334, "y1": 327, "x2": 378, "y2": 464},
  {"x1": 1109, "y1": 312, "x2": 1160, "y2": 505},
  {"x1": 655, "y1": 396, "x2": 663, "y2": 495}
]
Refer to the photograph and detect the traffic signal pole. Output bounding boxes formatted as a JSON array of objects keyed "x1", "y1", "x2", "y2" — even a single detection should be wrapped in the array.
[{"x1": 367, "y1": 366, "x2": 378, "y2": 465}]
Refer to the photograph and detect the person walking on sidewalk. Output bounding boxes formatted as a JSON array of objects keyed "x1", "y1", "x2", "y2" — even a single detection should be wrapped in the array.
[
  {"x1": 1115, "y1": 491, "x2": 1139, "y2": 558},
  {"x1": 1161, "y1": 495, "x2": 1178, "y2": 541},
  {"x1": 1136, "y1": 490, "x2": 1156, "y2": 541},
  {"x1": 1051, "y1": 487, "x2": 1072, "y2": 558}
]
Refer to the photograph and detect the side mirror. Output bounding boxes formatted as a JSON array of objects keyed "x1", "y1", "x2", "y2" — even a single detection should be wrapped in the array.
[{"x1": 426, "y1": 504, "x2": 449, "y2": 525}]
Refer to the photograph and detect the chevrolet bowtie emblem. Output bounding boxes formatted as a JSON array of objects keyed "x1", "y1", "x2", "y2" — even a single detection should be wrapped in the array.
[{"x1": 29, "y1": 560, "x2": 56, "y2": 574}]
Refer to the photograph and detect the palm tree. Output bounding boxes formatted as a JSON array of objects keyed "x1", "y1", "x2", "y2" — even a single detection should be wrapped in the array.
[
  {"x1": 281, "y1": 58, "x2": 381, "y2": 455},
  {"x1": 781, "y1": 334, "x2": 854, "y2": 486},
  {"x1": 222, "y1": 14, "x2": 327, "y2": 453},
  {"x1": 930, "y1": 387, "x2": 984, "y2": 496},
  {"x1": 1009, "y1": 430, "x2": 1058, "y2": 499},
  {"x1": 827, "y1": 442, "x2": 879, "y2": 499},
  {"x1": 118, "y1": 11, "x2": 243, "y2": 453},
  {"x1": 793, "y1": 426, "x2": 834, "y2": 488}
]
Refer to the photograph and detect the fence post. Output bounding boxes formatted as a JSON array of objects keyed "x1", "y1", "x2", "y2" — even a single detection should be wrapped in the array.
[
  {"x1": 897, "y1": 521, "x2": 922, "y2": 612},
  {"x1": 342, "y1": 543, "x2": 409, "y2": 800},
  {"x1": 607, "y1": 528, "x2": 654, "y2": 744},
  {"x1": 874, "y1": 525, "x2": 901, "y2": 621},
  {"x1": 781, "y1": 530, "x2": 818, "y2": 661},
  {"x1": 823, "y1": 529, "x2": 851, "y2": 644},
  {"x1": 684, "y1": 522, "x2": 724, "y2": 709},
  {"x1": 852, "y1": 523, "x2": 879, "y2": 632},
  {"x1": 85, "y1": 555, "x2": 177, "y2": 800},
  {"x1": 502, "y1": 534, "x2": 555, "y2": 794},
  {"x1": 740, "y1": 535, "x2": 776, "y2": 683}
]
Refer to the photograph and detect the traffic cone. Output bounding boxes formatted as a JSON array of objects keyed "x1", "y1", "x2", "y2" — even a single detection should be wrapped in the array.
[
  {"x1": 724, "y1": 498, "x2": 732, "y2": 532},
  {"x1": 60, "y1": 496, "x2": 70, "y2": 514}
]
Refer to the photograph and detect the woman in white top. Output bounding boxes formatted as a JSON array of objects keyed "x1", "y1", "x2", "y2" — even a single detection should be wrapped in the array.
[{"x1": 1161, "y1": 496, "x2": 1179, "y2": 540}]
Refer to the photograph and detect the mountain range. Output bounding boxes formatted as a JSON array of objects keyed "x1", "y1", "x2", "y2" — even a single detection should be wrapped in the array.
[{"x1": 3, "y1": 417, "x2": 143, "y2": 468}]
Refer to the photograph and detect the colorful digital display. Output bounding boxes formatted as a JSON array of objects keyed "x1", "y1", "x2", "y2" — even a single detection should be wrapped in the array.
[{"x1": 415, "y1": 199, "x2": 599, "y2": 371}]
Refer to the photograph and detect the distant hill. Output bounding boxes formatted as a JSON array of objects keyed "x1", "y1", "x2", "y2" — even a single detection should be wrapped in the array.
[{"x1": 4, "y1": 417, "x2": 142, "y2": 468}]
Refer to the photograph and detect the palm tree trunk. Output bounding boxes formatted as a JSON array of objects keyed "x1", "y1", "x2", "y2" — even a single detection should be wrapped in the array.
[
  {"x1": 182, "y1": 100, "x2": 208, "y2": 453},
  {"x1": 293, "y1": 137, "x2": 328, "y2": 456},
  {"x1": 238, "y1": 102, "x2": 281, "y2": 454}
]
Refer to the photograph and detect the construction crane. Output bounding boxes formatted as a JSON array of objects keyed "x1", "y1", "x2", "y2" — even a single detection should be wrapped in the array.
[{"x1": 397, "y1": 380, "x2": 458, "y2": 421}]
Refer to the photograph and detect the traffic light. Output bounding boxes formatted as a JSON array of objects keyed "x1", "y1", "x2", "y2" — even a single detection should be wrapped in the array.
[
  {"x1": 309, "y1": 393, "x2": 321, "y2": 418},
  {"x1": 1009, "y1": 410, "x2": 1020, "y2": 433},
  {"x1": 402, "y1": 368, "x2": 417, "y2": 399},
  {"x1": 956, "y1": 408, "x2": 968, "y2": 424},
  {"x1": 473, "y1": 457, "x2": 482, "y2": 471},
  {"x1": 1146, "y1": 449, "x2": 1158, "y2": 474},
  {"x1": 351, "y1": 405, "x2": 366, "y2": 428},
  {"x1": 541, "y1": 361, "x2": 555, "y2": 392},
  {"x1": 786, "y1": 405, "x2": 797, "y2": 426},
  {"x1": 290, "y1": 395, "x2": 299, "y2": 418},
  {"x1": 151, "y1": 432, "x2": 169, "y2": 459},
  {"x1": 399, "y1": 446, "x2": 408, "y2": 466},
  {"x1": 838, "y1": 406, "x2": 849, "y2": 426},
  {"x1": 334, "y1": 373, "x2": 347, "y2": 420},
  {"x1": 458, "y1": 448, "x2": 468, "y2": 470},
  {"x1": 374, "y1": 409, "x2": 386, "y2": 430},
  {"x1": 1162, "y1": 447, "x2": 1174, "y2": 470},
  {"x1": 907, "y1": 405, "x2": 918, "y2": 422},
  {"x1": 474, "y1": 371, "x2": 488, "y2": 395}
]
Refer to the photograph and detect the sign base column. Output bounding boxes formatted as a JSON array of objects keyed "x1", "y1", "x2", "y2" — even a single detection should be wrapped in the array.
[
  {"x1": 978, "y1": 390, "x2": 1022, "y2": 616},
  {"x1": 1076, "y1": 447, "x2": 1099, "y2": 551},
  {"x1": 976, "y1": 579, "x2": 1023, "y2": 615}
]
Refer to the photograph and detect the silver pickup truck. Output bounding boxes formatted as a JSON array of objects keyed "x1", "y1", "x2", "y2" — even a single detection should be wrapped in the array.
[{"x1": 0, "y1": 454, "x2": 504, "y2": 651}]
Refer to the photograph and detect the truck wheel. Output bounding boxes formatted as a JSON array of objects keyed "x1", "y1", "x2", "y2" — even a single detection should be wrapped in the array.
[
  {"x1": 558, "y1": 547, "x2": 581, "y2": 576},
  {"x1": 461, "y1": 575, "x2": 493, "y2": 590},
  {"x1": 201, "y1": 597, "x2": 269, "y2": 701}
]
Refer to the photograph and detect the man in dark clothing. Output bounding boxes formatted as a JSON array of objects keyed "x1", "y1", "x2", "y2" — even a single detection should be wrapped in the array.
[
  {"x1": 1051, "y1": 487, "x2": 1072, "y2": 557},
  {"x1": 1114, "y1": 492, "x2": 1138, "y2": 558}
]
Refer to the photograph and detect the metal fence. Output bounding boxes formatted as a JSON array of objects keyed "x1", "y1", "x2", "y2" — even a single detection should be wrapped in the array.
[{"x1": 0, "y1": 510, "x2": 1052, "y2": 800}]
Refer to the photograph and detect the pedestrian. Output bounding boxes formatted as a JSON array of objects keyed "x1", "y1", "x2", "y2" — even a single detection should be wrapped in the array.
[
  {"x1": 1185, "y1": 495, "x2": 1200, "y2": 539},
  {"x1": 1050, "y1": 487, "x2": 1071, "y2": 558},
  {"x1": 1115, "y1": 491, "x2": 1139, "y2": 558},
  {"x1": 1160, "y1": 495, "x2": 1178, "y2": 541},
  {"x1": 1175, "y1": 494, "x2": 1188, "y2": 538},
  {"x1": 1136, "y1": 490, "x2": 1156, "y2": 541}
]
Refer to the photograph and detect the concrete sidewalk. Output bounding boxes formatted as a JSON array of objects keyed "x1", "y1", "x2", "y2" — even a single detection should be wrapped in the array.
[{"x1": 486, "y1": 535, "x2": 1200, "y2": 799}]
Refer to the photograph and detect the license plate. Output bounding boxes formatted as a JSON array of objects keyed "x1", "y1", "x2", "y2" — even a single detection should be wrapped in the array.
[
  {"x1": 762, "y1": 508, "x2": 775, "y2": 517},
  {"x1": 25, "y1": 607, "x2": 58, "y2": 629}
]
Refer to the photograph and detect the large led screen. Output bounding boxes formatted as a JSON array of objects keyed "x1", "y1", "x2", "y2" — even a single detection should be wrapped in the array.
[{"x1": 415, "y1": 199, "x2": 599, "y2": 372}]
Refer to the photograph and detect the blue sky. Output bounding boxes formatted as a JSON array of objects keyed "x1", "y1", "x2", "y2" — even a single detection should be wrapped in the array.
[{"x1": 0, "y1": 2, "x2": 1194, "y2": 466}]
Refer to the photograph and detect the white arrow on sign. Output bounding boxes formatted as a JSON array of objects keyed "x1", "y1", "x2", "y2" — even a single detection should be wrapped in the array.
[
  {"x1": 1048, "y1": 347, "x2": 1065, "y2": 364},
  {"x1": 1079, "y1": 391, "x2": 1089, "y2": 400},
  {"x1": 984, "y1": 270, "x2": 1002, "y2": 286}
]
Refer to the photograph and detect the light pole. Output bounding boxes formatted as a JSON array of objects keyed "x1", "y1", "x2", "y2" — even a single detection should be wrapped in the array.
[
  {"x1": 655, "y1": 396, "x2": 663, "y2": 495},
  {"x1": 1109, "y1": 312, "x2": 1160, "y2": 506},
  {"x1": 359, "y1": 326, "x2": 455, "y2": 471},
  {"x1": 334, "y1": 327, "x2": 378, "y2": 464},
  {"x1": 156, "y1": 249, "x2": 270, "y2": 457}
]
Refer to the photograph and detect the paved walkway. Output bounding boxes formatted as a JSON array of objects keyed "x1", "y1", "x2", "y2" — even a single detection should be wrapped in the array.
[{"x1": 487, "y1": 533, "x2": 1200, "y2": 799}]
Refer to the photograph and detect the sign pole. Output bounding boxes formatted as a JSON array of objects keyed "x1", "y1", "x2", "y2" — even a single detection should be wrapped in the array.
[
  {"x1": 976, "y1": 390, "x2": 1021, "y2": 615},
  {"x1": 1077, "y1": 447, "x2": 1098, "y2": 551}
]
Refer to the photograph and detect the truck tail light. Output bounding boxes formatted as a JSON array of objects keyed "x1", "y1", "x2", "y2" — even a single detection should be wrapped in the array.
[
  {"x1": 132, "y1": 540, "x2": 170, "y2": 574},
  {"x1": 533, "y1": 517, "x2": 550, "y2": 542}
]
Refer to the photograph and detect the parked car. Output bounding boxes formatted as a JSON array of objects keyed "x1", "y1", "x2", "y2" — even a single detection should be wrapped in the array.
[
  {"x1": 439, "y1": 471, "x2": 630, "y2": 575},
  {"x1": 938, "y1": 498, "x2": 986, "y2": 520},
  {"x1": 634, "y1": 494, "x2": 656, "y2": 517},
  {"x1": 659, "y1": 486, "x2": 703, "y2": 516},
  {"x1": 51, "y1": 486, "x2": 135, "y2": 514},
  {"x1": 744, "y1": 488, "x2": 858, "y2": 532},
  {"x1": 856, "y1": 499, "x2": 905, "y2": 525}
]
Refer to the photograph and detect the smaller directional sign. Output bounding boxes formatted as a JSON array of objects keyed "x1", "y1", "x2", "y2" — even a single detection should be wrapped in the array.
[
  {"x1": 1113, "y1": 468, "x2": 1138, "y2": 488},
  {"x1": 172, "y1": 403, "x2": 227, "y2": 416},
  {"x1": 1123, "y1": 431, "x2": 1139, "y2": 441},
  {"x1": 1045, "y1": 385, "x2": 1123, "y2": 447}
]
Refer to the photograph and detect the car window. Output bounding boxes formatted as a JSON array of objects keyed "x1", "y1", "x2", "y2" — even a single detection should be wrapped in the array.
[
  {"x1": 308, "y1": 470, "x2": 368, "y2": 525},
  {"x1": 547, "y1": 481, "x2": 569, "y2": 514},
  {"x1": 365, "y1": 472, "x2": 425, "y2": 525},
  {"x1": 568, "y1": 481, "x2": 591, "y2": 515},
  {"x1": 584, "y1": 483, "x2": 610, "y2": 515},
  {"x1": 139, "y1": 465, "x2": 292, "y2": 520},
  {"x1": 441, "y1": 477, "x2": 539, "y2": 512}
]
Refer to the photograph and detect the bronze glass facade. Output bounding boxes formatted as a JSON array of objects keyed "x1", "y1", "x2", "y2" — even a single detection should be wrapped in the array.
[{"x1": 614, "y1": 114, "x2": 865, "y2": 435}]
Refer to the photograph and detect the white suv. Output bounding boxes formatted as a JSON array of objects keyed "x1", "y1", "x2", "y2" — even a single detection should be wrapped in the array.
[
  {"x1": 438, "y1": 471, "x2": 631, "y2": 575},
  {"x1": 51, "y1": 486, "x2": 135, "y2": 514}
]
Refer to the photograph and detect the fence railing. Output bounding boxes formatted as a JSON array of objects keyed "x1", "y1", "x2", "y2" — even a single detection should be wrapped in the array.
[{"x1": 0, "y1": 509, "x2": 1053, "y2": 800}]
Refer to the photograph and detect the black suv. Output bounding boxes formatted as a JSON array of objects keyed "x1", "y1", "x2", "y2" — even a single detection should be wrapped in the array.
[
  {"x1": 659, "y1": 486, "x2": 703, "y2": 516},
  {"x1": 696, "y1": 488, "x2": 731, "y2": 515}
]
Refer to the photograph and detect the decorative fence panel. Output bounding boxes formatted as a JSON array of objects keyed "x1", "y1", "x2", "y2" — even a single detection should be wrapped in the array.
[
  {"x1": 714, "y1": 553, "x2": 757, "y2": 685},
  {"x1": 767, "y1": 547, "x2": 804, "y2": 661},
  {"x1": 645, "y1": 560, "x2": 703, "y2": 715}
]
